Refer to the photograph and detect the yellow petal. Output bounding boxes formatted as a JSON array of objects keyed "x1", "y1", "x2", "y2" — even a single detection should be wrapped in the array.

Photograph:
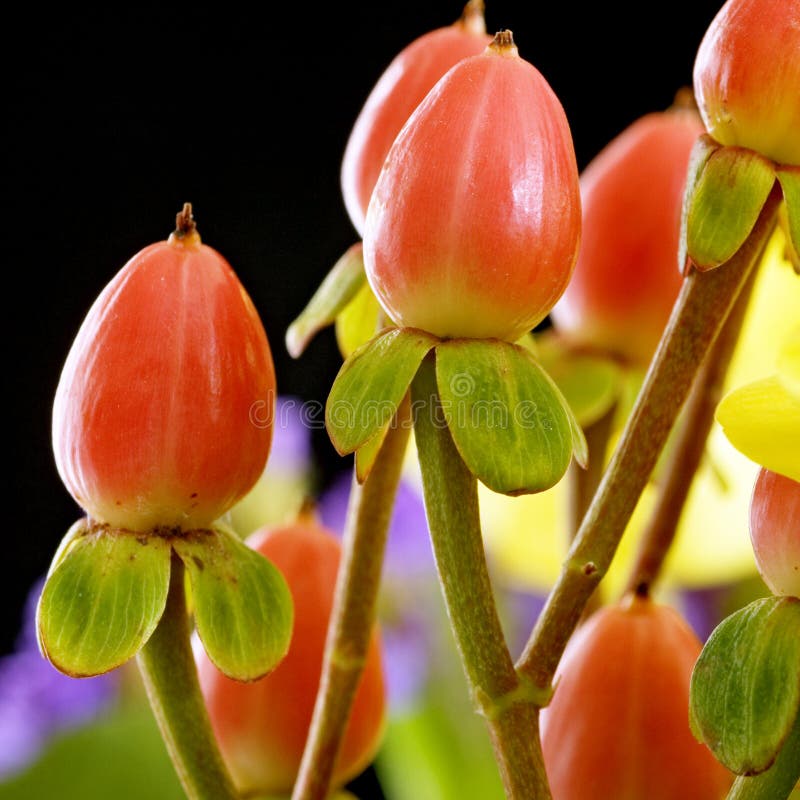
[
  {"x1": 716, "y1": 375, "x2": 800, "y2": 482},
  {"x1": 777, "y1": 326, "x2": 800, "y2": 397},
  {"x1": 335, "y1": 281, "x2": 382, "y2": 358},
  {"x1": 726, "y1": 229, "x2": 800, "y2": 392},
  {"x1": 480, "y1": 478, "x2": 566, "y2": 592}
]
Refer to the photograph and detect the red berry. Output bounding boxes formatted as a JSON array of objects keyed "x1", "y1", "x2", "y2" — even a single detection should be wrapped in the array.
[
  {"x1": 197, "y1": 520, "x2": 386, "y2": 795},
  {"x1": 694, "y1": 0, "x2": 800, "y2": 165},
  {"x1": 341, "y1": 1, "x2": 490, "y2": 235},
  {"x1": 551, "y1": 108, "x2": 704, "y2": 365},
  {"x1": 53, "y1": 207, "x2": 275, "y2": 531},
  {"x1": 750, "y1": 468, "x2": 800, "y2": 597},
  {"x1": 364, "y1": 31, "x2": 581, "y2": 342},
  {"x1": 541, "y1": 595, "x2": 732, "y2": 800}
]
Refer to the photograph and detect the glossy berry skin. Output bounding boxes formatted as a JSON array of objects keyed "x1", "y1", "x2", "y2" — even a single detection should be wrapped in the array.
[
  {"x1": 340, "y1": 4, "x2": 490, "y2": 235},
  {"x1": 541, "y1": 596, "x2": 732, "y2": 800},
  {"x1": 197, "y1": 521, "x2": 386, "y2": 795},
  {"x1": 550, "y1": 109, "x2": 704, "y2": 365},
  {"x1": 694, "y1": 0, "x2": 800, "y2": 166},
  {"x1": 364, "y1": 34, "x2": 581, "y2": 342},
  {"x1": 750, "y1": 468, "x2": 800, "y2": 597},
  {"x1": 52, "y1": 226, "x2": 275, "y2": 532}
]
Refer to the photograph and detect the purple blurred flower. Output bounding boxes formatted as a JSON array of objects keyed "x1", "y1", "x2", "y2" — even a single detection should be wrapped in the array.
[
  {"x1": 500, "y1": 588, "x2": 547, "y2": 661},
  {"x1": 319, "y1": 474, "x2": 434, "y2": 580},
  {"x1": 267, "y1": 395, "x2": 315, "y2": 474},
  {"x1": 0, "y1": 578, "x2": 117, "y2": 779},
  {"x1": 681, "y1": 585, "x2": 732, "y2": 642},
  {"x1": 319, "y1": 473, "x2": 435, "y2": 709}
]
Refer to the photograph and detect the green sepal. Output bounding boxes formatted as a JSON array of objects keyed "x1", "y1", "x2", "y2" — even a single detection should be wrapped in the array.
[
  {"x1": 173, "y1": 524, "x2": 293, "y2": 682},
  {"x1": 435, "y1": 339, "x2": 585, "y2": 496},
  {"x1": 355, "y1": 419, "x2": 391, "y2": 482},
  {"x1": 326, "y1": 327, "x2": 438, "y2": 455},
  {"x1": 285, "y1": 242, "x2": 366, "y2": 358},
  {"x1": 679, "y1": 134, "x2": 720, "y2": 275},
  {"x1": 335, "y1": 279, "x2": 383, "y2": 359},
  {"x1": 689, "y1": 596, "x2": 800, "y2": 775},
  {"x1": 778, "y1": 167, "x2": 800, "y2": 273},
  {"x1": 686, "y1": 144, "x2": 776, "y2": 271},
  {"x1": 37, "y1": 522, "x2": 171, "y2": 677},
  {"x1": 536, "y1": 337, "x2": 623, "y2": 429}
]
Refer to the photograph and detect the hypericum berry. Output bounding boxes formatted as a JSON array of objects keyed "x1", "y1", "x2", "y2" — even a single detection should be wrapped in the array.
[
  {"x1": 197, "y1": 520, "x2": 386, "y2": 795},
  {"x1": 541, "y1": 595, "x2": 732, "y2": 800},
  {"x1": 694, "y1": 0, "x2": 800, "y2": 166},
  {"x1": 52, "y1": 205, "x2": 275, "y2": 532},
  {"x1": 550, "y1": 105, "x2": 704, "y2": 365},
  {"x1": 749, "y1": 468, "x2": 800, "y2": 597},
  {"x1": 364, "y1": 30, "x2": 581, "y2": 342},
  {"x1": 341, "y1": 1, "x2": 490, "y2": 235}
]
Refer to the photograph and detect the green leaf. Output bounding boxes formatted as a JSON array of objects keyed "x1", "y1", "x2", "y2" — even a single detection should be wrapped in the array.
[
  {"x1": 690, "y1": 596, "x2": 800, "y2": 775},
  {"x1": 326, "y1": 327, "x2": 438, "y2": 455},
  {"x1": 715, "y1": 375, "x2": 800, "y2": 482},
  {"x1": 435, "y1": 339, "x2": 576, "y2": 495},
  {"x1": 335, "y1": 279, "x2": 382, "y2": 359},
  {"x1": 173, "y1": 524, "x2": 293, "y2": 681},
  {"x1": 778, "y1": 168, "x2": 800, "y2": 266},
  {"x1": 0, "y1": 708, "x2": 184, "y2": 800},
  {"x1": 376, "y1": 697, "x2": 504, "y2": 800},
  {"x1": 285, "y1": 243, "x2": 366, "y2": 358},
  {"x1": 687, "y1": 146, "x2": 776, "y2": 270},
  {"x1": 37, "y1": 526, "x2": 171, "y2": 677}
]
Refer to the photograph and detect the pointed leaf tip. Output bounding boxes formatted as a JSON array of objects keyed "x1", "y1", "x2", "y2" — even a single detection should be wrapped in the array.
[
  {"x1": 326, "y1": 327, "x2": 437, "y2": 456},
  {"x1": 285, "y1": 243, "x2": 366, "y2": 358}
]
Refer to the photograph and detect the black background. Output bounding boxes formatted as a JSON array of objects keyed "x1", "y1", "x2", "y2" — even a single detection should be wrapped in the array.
[{"x1": 6, "y1": 1, "x2": 722, "y2": 655}]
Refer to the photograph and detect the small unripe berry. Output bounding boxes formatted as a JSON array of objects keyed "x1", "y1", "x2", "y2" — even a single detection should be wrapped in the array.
[
  {"x1": 341, "y1": 1, "x2": 490, "y2": 235},
  {"x1": 53, "y1": 206, "x2": 275, "y2": 531},
  {"x1": 551, "y1": 108, "x2": 704, "y2": 365},
  {"x1": 694, "y1": 0, "x2": 800, "y2": 165},
  {"x1": 364, "y1": 31, "x2": 581, "y2": 342},
  {"x1": 541, "y1": 595, "x2": 732, "y2": 800},
  {"x1": 749, "y1": 468, "x2": 800, "y2": 597},
  {"x1": 197, "y1": 520, "x2": 386, "y2": 795}
]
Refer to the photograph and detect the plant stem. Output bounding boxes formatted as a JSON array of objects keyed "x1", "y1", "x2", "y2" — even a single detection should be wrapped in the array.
[
  {"x1": 292, "y1": 400, "x2": 411, "y2": 800},
  {"x1": 412, "y1": 355, "x2": 551, "y2": 800},
  {"x1": 137, "y1": 553, "x2": 239, "y2": 800},
  {"x1": 726, "y1": 712, "x2": 800, "y2": 800},
  {"x1": 566, "y1": 404, "x2": 616, "y2": 617},
  {"x1": 625, "y1": 264, "x2": 759, "y2": 595},
  {"x1": 516, "y1": 191, "x2": 780, "y2": 693}
]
